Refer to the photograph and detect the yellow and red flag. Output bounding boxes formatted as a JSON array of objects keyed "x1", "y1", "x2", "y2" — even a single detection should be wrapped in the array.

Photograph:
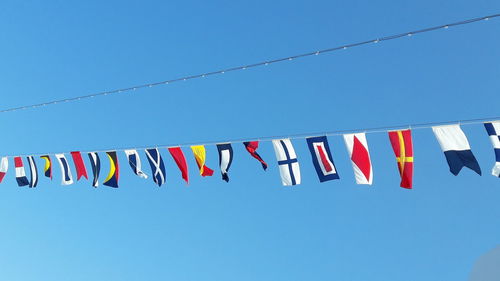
[
  {"x1": 388, "y1": 129, "x2": 414, "y2": 189},
  {"x1": 191, "y1": 145, "x2": 214, "y2": 177}
]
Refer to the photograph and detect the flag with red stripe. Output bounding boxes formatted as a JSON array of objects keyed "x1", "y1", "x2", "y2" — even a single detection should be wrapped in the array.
[{"x1": 306, "y1": 136, "x2": 339, "y2": 182}]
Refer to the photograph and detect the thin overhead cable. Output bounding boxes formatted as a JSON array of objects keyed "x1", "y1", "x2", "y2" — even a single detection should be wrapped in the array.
[
  {"x1": 5, "y1": 115, "x2": 499, "y2": 158},
  {"x1": 1, "y1": 14, "x2": 499, "y2": 114}
]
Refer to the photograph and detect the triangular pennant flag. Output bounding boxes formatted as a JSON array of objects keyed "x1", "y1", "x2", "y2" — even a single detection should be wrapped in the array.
[
  {"x1": 343, "y1": 133, "x2": 373, "y2": 185},
  {"x1": 216, "y1": 143, "x2": 233, "y2": 182},
  {"x1": 168, "y1": 147, "x2": 189, "y2": 184},
  {"x1": 432, "y1": 125, "x2": 481, "y2": 175},
  {"x1": 70, "y1": 151, "x2": 88, "y2": 180},
  {"x1": 103, "y1": 151, "x2": 119, "y2": 188},
  {"x1": 124, "y1": 150, "x2": 148, "y2": 179},
  {"x1": 388, "y1": 129, "x2": 414, "y2": 188},
  {"x1": 191, "y1": 145, "x2": 214, "y2": 177},
  {"x1": 306, "y1": 136, "x2": 339, "y2": 182},
  {"x1": 272, "y1": 139, "x2": 301, "y2": 186}
]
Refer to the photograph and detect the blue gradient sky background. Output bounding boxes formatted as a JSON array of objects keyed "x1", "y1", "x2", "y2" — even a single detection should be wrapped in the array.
[{"x1": 0, "y1": 1, "x2": 499, "y2": 280}]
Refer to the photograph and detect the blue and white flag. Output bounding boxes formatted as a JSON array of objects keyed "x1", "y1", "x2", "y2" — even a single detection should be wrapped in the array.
[
  {"x1": 432, "y1": 125, "x2": 481, "y2": 176},
  {"x1": 272, "y1": 139, "x2": 301, "y2": 186},
  {"x1": 14, "y1": 156, "x2": 29, "y2": 187},
  {"x1": 27, "y1": 156, "x2": 38, "y2": 188},
  {"x1": 55, "y1": 153, "x2": 74, "y2": 185},
  {"x1": 145, "y1": 148, "x2": 166, "y2": 187},
  {"x1": 484, "y1": 121, "x2": 500, "y2": 177},
  {"x1": 216, "y1": 143, "x2": 233, "y2": 182},
  {"x1": 306, "y1": 136, "x2": 339, "y2": 182},
  {"x1": 124, "y1": 150, "x2": 148, "y2": 179},
  {"x1": 87, "y1": 152, "x2": 100, "y2": 187}
]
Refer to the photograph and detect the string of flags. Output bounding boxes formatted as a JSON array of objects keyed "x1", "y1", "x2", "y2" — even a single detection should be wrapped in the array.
[{"x1": 0, "y1": 121, "x2": 499, "y2": 189}]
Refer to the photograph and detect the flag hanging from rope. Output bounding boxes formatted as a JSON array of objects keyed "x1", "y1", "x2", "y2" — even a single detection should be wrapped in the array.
[
  {"x1": 70, "y1": 151, "x2": 88, "y2": 180},
  {"x1": 191, "y1": 145, "x2": 214, "y2": 177},
  {"x1": 145, "y1": 148, "x2": 166, "y2": 187},
  {"x1": 87, "y1": 152, "x2": 100, "y2": 187},
  {"x1": 344, "y1": 133, "x2": 373, "y2": 185},
  {"x1": 0, "y1": 157, "x2": 8, "y2": 183},
  {"x1": 40, "y1": 155, "x2": 52, "y2": 179},
  {"x1": 484, "y1": 121, "x2": 500, "y2": 177},
  {"x1": 55, "y1": 154, "x2": 73, "y2": 185},
  {"x1": 216, "y1": 143, "x2": 233, "y2": 182},
  {"x1": 27, "y1": 156, "x2": 38, "y2": 188},
  {"x1": 168, "y1": 147, "x2": 189, "y2": 184},
  {"x1": 103, "y1": 151, "x2": 119, "y2": 187},
  {"x1": 432, "y1": 125, "x2": 481, "y2": 175},
  {"x1": 388, "y1": 129, "x2": 414, "y2": 188},
  {"x1": 306, "y1": 136, "x2": 339, "y2": 182},
  {"x1": 124, "y1": 150, "x2": 148, "y2": 179},
  {"x1": 272, "y1": 139, "x2": 301, "y2": 186},
  {"x1": 243, "y1": 141, "x2": 267, "y2": 170},
  {"x1": 14, "y1": 157, "x2": 29, "y2": 186}
]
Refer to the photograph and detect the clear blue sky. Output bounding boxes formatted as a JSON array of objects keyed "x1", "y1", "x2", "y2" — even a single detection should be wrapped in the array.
[{"x1": 0, "y1": 1, "x2": 499, "y2": 280}]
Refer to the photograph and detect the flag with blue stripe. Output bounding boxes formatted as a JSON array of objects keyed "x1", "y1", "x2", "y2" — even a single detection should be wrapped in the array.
[
  {"x1": 272, "y1": 139, "x2": 301, "y2": 186},
  {"x1": 484, "y1": 121, "x2": 500, "y2": 177}
]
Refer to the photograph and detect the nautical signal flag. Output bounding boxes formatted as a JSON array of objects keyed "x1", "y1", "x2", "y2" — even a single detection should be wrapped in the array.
[
  {"x1": 40, "y1": 155, "x2": 52, "y2": 179},
  {"x1": 388, "y1": 129, "x2": 414, "y2": 189},
  {"x1": 432, "y1": 125, "x2": 481, "y2": 176},
  {"x1": 88, "y1": 152, "x2": 101, "y2": 187},
  {"x1": 124, "y1": 150, "x2": 148, "y2": 179},
  {"x1": 145, "y1": 148, "x2": 166, "y2": 187},
  {"x1": 216, "y1": 143, "x2": 234, "y2": 182},
  {"x1": 191, "y1": 145, "x2": 214, "y2": 177},
  {"x1": 0, "y1": 157, "x2": 8, "y2": 183},
  {"x1": 55, "y1": 154, "x2": 74, "y2": 185},
  {"x1": 343, "y1": 133, "x2": 373, "y2": 185},
  {"x1": 103, "y1": 151, "x2": 119, "y2": 187},
  {"x1": 14, "y1": 156, "x2": 29, "y2": 187},
  {"x1": 168, "y1": 147, "x2": 189, "y2": 184},
  {"x1": 306, "y1": 136, "x2": 339, "y2": 182},
  {"x1": 484, "y1": 121, "x2": 500, "y2": 177},
  {"x1": 243, "y1": 141, "x2": 268, "y2": 170},
  {"x1": 70, "y1": 151, "x2": 88, "y2": 181},
  {"x1": 27, "y1": 156, "x2": 38, "y2": 188},
  {"x1": 272, "y1": 139, "x2": 301, "y2": 186}
]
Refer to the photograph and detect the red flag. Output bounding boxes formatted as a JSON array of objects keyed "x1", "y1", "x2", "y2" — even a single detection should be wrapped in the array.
[
  {"x1": 168, "y1": 147, "x2": 189, "y2": 184},
  {"x1": 243, "y1": 141, "x2": 267, "y2": 170},
  {"x1": 388, "y1": 130, "x2": 414, "y2": 189},
  {"x1": 71, "y1": 151, "x2": 88, "y2": 180}
]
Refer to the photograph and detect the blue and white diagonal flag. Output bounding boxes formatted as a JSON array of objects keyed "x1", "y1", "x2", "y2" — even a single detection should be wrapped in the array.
[
  {"x1": 272, "y1": 139, "x2": 301, "y2": 186},
  {"x1": 216, "y1": 143, "x2": 233, "y2": 182},
  {"x1": 145, "y1": 148, "x2": 166, "y2": 187},
  {"x1": 55, "y1": 153, "x2": 74, "y2": 185},
  {"x1": 87, "y1": 152, "x2": 101, "y2": 187},
  {"x1": 124, "y1": 150, "x2": 148, "y2": 179},
  {"x1": 484, "y1": 121, "x2": 500, "y2": 177},
  {"x1": 27, "y1": 156, "x2": 38, "y2": 188},
  {"x1": 432, "y1": 125, "x2": 481, "y2": 176}
]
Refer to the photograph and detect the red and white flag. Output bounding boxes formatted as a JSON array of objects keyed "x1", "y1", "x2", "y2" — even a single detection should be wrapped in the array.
[
  {"x1": 0, "y1": 157, "x2": 8, "y2": 183},
  {"x1": 343, "y1": 133, "x2": 373, "y2": 185}
]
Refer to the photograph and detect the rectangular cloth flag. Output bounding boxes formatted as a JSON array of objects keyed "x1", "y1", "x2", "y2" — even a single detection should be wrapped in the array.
[
  {"x1": 484, "y1": 121, "x2": 500, "y2": 177},
  {"x1": 40, "y1": 155, "x2": 52, "y2": 179},
  {"x1": 0, "y1": 157, "x2": 8, "y2": 183},
  {"x1": 88, "y1": 152, "x2": 100, "y2": 187},
  {"x1": 103, "y1": 151, "x2": 119, "y2": 188},
  {"x1": 216, "y1": 143, "x2": 233, "y2": 182},
  {"x1": 272, "y1": 139, "x2": 301, "y2": 186},
  {"x1": 55, "y1": 154, "x2": 74, "y2": 185},
  {"x1": 306, "y1": 136, "x2": 339, "y2": 182},
  {"x1": 27, "y1": 156, "x2": 38, "y2": 188},
  {"x1": 191, "y1": 145, "x2": 214, "y2": 177},
  {"x1": 70, "y1": 151, "x2": 88, "y2": 180},
  {"x1": 243, "y1": 141, "x2": 267, "y2": 170},
  {"x1": 343, "y1": 133, "x2": 373, "y2": 185},
  {"x1": 388, "y1": 129, "x2": 414, "y2": 189},
  {"x1": 14, "y1": 156, "x2": 29, "y2": 186},
  {"x1": 168, "y1": 147, "x2": 189, "y2": 184},
  {"x1": 432, "y1": 125, "x2": 481, "y2": 175},
  {"x1": 145, "y1": 148, "x2": 166, "y2": 187},
  {"x1": 124, "y1": 150, "x2": 148, "y2": 179}
]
